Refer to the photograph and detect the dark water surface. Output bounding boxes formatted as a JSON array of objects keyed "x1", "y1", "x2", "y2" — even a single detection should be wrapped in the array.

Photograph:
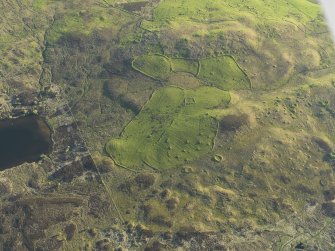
[{"x1": 0, "y1": 115, "x2": 52, "y2": 171}]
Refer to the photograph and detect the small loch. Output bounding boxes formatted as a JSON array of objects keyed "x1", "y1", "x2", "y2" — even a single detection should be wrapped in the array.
[{"x1": 0, "y1": 115, "x2": 52, "y2": 171}]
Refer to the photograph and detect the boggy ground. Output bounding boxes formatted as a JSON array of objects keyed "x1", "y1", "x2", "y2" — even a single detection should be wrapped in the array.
[{"x1": 1, "y1": 0, "x2": 335, "y2": 250}]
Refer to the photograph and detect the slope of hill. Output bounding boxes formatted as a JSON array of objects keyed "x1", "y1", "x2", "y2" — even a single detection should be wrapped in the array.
[{"x1": 1, "y1": 0, "x2": 335, "y2": 250}]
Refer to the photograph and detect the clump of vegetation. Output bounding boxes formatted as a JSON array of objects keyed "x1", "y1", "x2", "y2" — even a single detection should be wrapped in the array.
[
  {"x1": 220, "y1": 114, "x2": 250, "y2": 132},
  {"x1": 166, "y1": 197, "x2": 179, "y2": 211},
  {"x1": 106, "y1": 86, "x2": 230, "y2": 169},
  {"x1": 64, "y1": 223, "x2": 77, "y2": 241},
  {"x1": 324, "y1": 187, "x2": 335, "y2": 201},
  {"x1": 174, "y1": 38, "x2": 191, "y2": 58},
  {"x1": 324, "y1": 152, "x2": 335, "y2": 163},
  {"x1": 119, "y1": 1, "x2": 149, "y2": 13},
  {"x1": 313, "y1": 136, "x2": 332, "y2": 153},
  {"x1": 134, "y1": 173, "x2": 156, "y2": 189},
  {"x1": 0, "y1": 178, "x2": 12, "y2": 195},
  {"x1": 322, "y1": 202, "x2": 335, "y2": 217}
]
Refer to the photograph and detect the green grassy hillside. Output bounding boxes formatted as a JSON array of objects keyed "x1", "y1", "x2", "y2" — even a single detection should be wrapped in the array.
[
  {"x1": 1, "y1": 0, "x2": 335, "y2": 250},
  {"x1": 132, "y1": 54, "x2": 250, "y2": 90},
  {"x1": 106, "y1": 86, "x2": 230, "y2": 169}
]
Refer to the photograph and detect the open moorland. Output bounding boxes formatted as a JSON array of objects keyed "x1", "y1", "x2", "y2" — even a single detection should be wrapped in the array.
[{"x1": 1, "y1": 0, "x2": 335, "y2": 250}]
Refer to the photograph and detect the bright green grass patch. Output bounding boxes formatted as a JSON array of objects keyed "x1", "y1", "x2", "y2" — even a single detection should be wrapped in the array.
[
  {"x1": 47, "y1": 8, "x2": 133, "y2": 43},
  {"x1": 132, "y1": 54, "x2": 250, "y2": 90},
  {"x1": 32, "y1": 0, "x2": 54, "y2": 10},
  {"x1": 144, "y1": 0, "x2": 321, "y2": 30},
  {"x1": 106, "y1": 86, "x2": 230, "y2": 169},
  {"x1": 141, "y1": 20, "x2": 162, "y2": 32},
  {"x1": 171, "y1": 58, "x2": 199, "y2": 76},
  {"x1": 198, "y1": 56, "x2": 250, "y2": 90},
  {"x1": 48, "y1": 12, "x2": 112, "y2": 43},
  {"x1": 132, "y1": 54, "x2": 171, "y2": 80}
]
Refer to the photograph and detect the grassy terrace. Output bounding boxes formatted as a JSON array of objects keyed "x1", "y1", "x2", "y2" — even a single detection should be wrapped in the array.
[
  {"x1": 132, "y1": 54, "x2": 171, "y2": 80},
  {"x1": 171, "y1": 58, "x2": 199, "y2": 75},
  {"x1": 198, "y1": 56, "x2": 250, "y2": 90},
  {"x1": 106, "y1": 86, "x2": 230, "y2": 169}
]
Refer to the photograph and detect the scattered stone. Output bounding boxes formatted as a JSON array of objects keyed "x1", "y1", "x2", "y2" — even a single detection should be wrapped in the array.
[
  {"x1": 88, "y1": 194, "x2": 111, "y2": 218},
  {"x1": 161, "y1": 231, "x2": 172, "y2": 240},
  {"x1": 27, "y1": 173, "x2": 40, "y2": 189},
  {"x1": 160, "y1": 179, "x2": 173, "y2": 188},
  {"x1": 87, "y1": 228, "x2": 97, "y2": 237},
  {"x1": 135, "y1": 224, "x2": 154, "y2": 239},
  {"x1": 16, "y1": 91, "x2": 39, "y2": 106},
  {"x1": 50, "y1": 155, "x2": 95, "y2": 182},
  {"x1": 160, "y1": 189, "x2": 171, "y2": 199},
  {"x1": 37, "y1": 236, "x2": 63, "y2": 250},
  {"x1": 144, "y1": 240, "x2": 166, "y2": 251},
  {"x1": 96, "y1": 239, "x2": 112, "y2": 251},
  {"x1": 324, "y1": 187, "x2": 335, "y2": 201},
  {"x1": 295, "y1": 242, "x2": 305, "y2": 250},
  {"x1": 278, "y1": 175, "x2": 291, "y2": 184},
  {"x1": 0, "y1": 178, "x2": 12, "y2": 196}
]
